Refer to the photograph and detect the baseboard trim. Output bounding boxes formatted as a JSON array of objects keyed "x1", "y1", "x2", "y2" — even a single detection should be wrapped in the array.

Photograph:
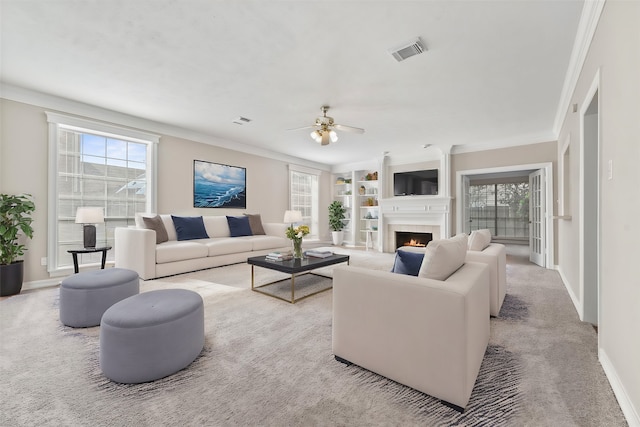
[
  {"x1": 556, "y1": 267, "x2": 582, "y2": 318},
  {"x1": 599, "y1": 348, "x2": 640, "y2": 427},
  {"x1": 22, "y1": 277, "x2": 61, "y2": 292}
]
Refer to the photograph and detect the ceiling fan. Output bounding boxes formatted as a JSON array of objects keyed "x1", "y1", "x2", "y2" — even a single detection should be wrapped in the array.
[{"x1": 288, "y1": 106, "x2": 365, "y2": 146}]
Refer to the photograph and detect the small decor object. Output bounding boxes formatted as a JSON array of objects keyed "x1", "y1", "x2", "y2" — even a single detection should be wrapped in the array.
[
  {"x1": 359, "y1": 185, "x2": 366, "y2": 195},
  {"x1": 304, "y1": 249, "x2": 333, "y2": 258},
  {"x1": 284, "y1": 210, "x2": 309, "y2": 259},
  {"x1": 265, "y1": 251, "x2": 293, "y2": 261},
  {"x1": 365, "y1": 171, "x2": 378, "y2": 181},
  {"x1": 0, "y1": 193, "x2": 35, "y2": 296},
  {"x1": 193, "y1": 160, "x2": 246, "y2": 208},
  {"x1": 75, "y1": 207, "x2": 104, "y2": 249},
  {"x1": 328, "y1": 201, "x2": 347, "y2": 246}
]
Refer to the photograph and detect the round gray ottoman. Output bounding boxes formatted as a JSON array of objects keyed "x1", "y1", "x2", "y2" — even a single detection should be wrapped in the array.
[
  {"x1": 60, "y1": 268, "x2": 139, "y2": 328},
  {"x1": 100, "y1": 289, "x2": 205, "y2": 384}
]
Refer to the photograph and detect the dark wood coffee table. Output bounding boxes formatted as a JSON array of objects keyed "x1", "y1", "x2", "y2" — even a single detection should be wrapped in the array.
[{"x1": 247, "y1": 253, "x2": 350, "y2": 303}]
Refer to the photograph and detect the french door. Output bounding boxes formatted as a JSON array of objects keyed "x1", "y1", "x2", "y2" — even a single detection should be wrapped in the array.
[{"x1": 529, "y1": 170, "x2": 545, "y2": 266}]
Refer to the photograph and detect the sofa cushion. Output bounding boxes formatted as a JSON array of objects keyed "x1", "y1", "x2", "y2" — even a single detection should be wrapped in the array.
[
  {"x1": 468, "y1": 229, "x2": 492, "y2": 251},
  {"x1": 418, "y1": 234, "x2": 468, "y2": 280},
  {"x1": 172, "y1": 216, "x2": 209, "y2": 241},
  {"x1": 156, "y1": 241, "x2": 209, "y2": 264},
  {"x1": 203, "y1": 216, "x2": 231, "y2": 238},
  {"x1": 390, "y1": 249, "x2": 424, "y2": 276},
  {"x1": 159, "y1": 215, "x2": 178, "y2": 241},
  {"x1": 226, "y1": 216, "x2": 253, "y2": 237},
  {"x1": 246, "y1": 235, "x2": 290, "y2": 251},
  {"x1": 142, "y1": 215, "x2": 169, "y2": 244},
  {"x1": 203, "y1": 238, "x2": 253, "y2": 256},
  {"x1": 244, "y1": 213, "x2": 266, "y2": 235}
]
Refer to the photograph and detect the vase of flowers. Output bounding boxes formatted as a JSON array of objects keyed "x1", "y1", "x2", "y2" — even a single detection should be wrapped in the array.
[{"x1": 286, "y1": 224, "x2": 309, "y2": 259}]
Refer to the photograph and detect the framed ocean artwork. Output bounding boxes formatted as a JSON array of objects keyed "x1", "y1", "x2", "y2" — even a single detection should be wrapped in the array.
[{"x1": 193, "y1": 160, "x2": 246, "y2": 208}]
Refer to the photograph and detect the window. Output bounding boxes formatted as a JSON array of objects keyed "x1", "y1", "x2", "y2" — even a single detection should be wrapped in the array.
[
  {"x1": 289, "y1": 165, "x2": 319, "y2": 239},
  {"x1": 47, "y1": 113, "x2": 159, "y2": 273},
  {"x1": 468, "y1": 182, "x2": 529, "y2": 240}
]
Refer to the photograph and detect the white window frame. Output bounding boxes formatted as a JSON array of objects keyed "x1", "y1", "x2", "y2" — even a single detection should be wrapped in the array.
[
  {"x1": 288, "y1": 164, "x2": 320, "y2": 239},
  {"x1": 46, "y1": 112, "x2": 159, "y2": 275}
]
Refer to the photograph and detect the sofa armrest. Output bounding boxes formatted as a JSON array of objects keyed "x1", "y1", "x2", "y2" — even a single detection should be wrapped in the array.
[
  {"x1": 466, "y1": 243, "x2": 506, "y2": 316},
  {"x1": 263, "y1": 222, "x2": 287, "y2": 238},
  {"x1": 332, "y1": 262, "x2": 490, "y2": 409},
  {"x1": 114, "y1": 227, "x2": 156, "y2": 280}
]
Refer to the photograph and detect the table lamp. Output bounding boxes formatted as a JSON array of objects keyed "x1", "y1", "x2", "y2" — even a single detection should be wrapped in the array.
[
  {"x1": 283, "y1": 210, "x2": 302, "y2": 226},
  {"x1": 75, "y1": 207, "x2": 104, "y2": 248}
]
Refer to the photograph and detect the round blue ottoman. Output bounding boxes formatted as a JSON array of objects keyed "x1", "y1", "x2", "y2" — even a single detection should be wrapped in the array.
[
  {"x1": 59, "y1": 268, "x2": 139, "y2": 328},
  {"x1": 100, "y1": 289, "x2": 205, "y2": 384}
]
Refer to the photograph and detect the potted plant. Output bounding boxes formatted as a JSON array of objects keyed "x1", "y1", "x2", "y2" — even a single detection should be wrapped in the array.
[
  {"x1": 328, "y1": 200, "x2": 347, "y2": 246},
  {"x1": 0, "y1": 193, "x2": 35, "y2": 296}
]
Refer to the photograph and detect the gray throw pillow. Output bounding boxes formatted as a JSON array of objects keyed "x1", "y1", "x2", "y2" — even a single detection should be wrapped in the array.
[
  {"x1": 142, "y1": 215, "x2": 169, "y2": 244},
  {"x1": 244, "y1": 213, "x2": 266, "y2": 235}
]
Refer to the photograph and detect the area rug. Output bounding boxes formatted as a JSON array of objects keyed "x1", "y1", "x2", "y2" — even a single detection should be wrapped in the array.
[{"x1": 0, "y1": 247, "x2": 626, "y2": 426}]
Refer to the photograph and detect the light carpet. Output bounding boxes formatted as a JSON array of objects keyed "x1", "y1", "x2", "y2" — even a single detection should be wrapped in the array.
[{"x1": 0, "y1": 247, "x2": 627, "y2": 426}]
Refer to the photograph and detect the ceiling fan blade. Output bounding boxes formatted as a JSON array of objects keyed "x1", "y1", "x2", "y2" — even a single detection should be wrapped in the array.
[
  {"x1": 287, "y1": 125, "x2": 318, "y2": 131},
  {"x1": 334, "y1": 124, "x2": 365, "y2": 134}
]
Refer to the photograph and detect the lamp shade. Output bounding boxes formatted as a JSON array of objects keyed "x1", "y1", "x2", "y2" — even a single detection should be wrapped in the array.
[
  {"x1": 283, "y1": 210, "x2": 303, "y2": 224},
  {"x1": 75, "y1": 207, "x2": 104, "y2": 224}
]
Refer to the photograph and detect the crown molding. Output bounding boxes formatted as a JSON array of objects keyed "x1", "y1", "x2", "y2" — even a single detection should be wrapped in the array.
[
  {"x1": 451, "y1": 132, "x2": 557, "y2": 155},
  {"x1": 552, "y1": 0, "x2": 606, "y2": 134},
  {"x1": 0, "y1": 83, "x2": 330, "y2": 172}
]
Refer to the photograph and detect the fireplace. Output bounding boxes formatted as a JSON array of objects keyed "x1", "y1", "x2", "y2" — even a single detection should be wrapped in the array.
[
  {"x1": 379, "y1": 195, "x2": 450, "y2": 252},
  {"x1": 395, "y1": 231, "x2": 433, "y2": 250}
]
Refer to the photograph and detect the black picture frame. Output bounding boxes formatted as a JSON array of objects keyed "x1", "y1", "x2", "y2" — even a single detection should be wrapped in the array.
[{"x1": 193, "y1": 160, "x2": 246, "y2": 208}]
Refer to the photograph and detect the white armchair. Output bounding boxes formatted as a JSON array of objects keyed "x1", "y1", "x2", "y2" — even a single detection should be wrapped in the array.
[
  {"x1": 466, "y1": 243, "x2": 506, "y2": 316},
  {"x1": 332, "y1": 260, "x2": 490, "y2": 411},
  {"x1": 466, "y1": 229, "x2": 506, "y2": 316}
]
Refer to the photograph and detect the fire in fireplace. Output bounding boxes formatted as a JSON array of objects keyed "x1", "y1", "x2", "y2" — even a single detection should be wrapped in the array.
[{"x1": 395, "y1": 231, "x2": 433, "y2": 250}]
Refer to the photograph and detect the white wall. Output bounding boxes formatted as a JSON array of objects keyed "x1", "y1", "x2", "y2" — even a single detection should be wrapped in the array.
[
  {"x1": 556, "y1": 0, "x2": 640, "y2": 423},
  {"x1": 0, "y1": 98, "x2": 332, "y2": 284}
]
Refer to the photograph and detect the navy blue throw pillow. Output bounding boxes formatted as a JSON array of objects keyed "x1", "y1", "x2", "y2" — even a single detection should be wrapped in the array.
[
  {"x1": 390, "y1": 250, "x2": 425, "y2": 276},
  {"x1": 226, "y1": 215, "x2": 253, "y2": 237},
  {"x1": 171, "y1": 215, "x2": 209, "y2": 241}
]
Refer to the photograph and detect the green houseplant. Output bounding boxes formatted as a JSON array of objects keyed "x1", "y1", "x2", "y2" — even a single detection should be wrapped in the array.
[
  {"x1": 328, "y1": 200, "x2": 347, "y2": 246},
  {"x1": 0, "y1": 193, "x2": 36, "y2": 296}
]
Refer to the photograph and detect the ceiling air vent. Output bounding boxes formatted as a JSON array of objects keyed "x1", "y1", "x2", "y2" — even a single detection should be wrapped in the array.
[
  {"x1": 232, "y1": 117, "x2": 252, "y2": 125},
  {"x1": 389, "y1": 37, "x2": 426, "y2": 62}
]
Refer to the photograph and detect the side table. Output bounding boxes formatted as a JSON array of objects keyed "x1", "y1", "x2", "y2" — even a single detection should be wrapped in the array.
[{"x1": 67, "y1": 246, "x2": 112, "y2": 274}]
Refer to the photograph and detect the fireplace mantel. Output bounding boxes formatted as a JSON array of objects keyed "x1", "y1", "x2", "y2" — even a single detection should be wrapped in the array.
[{"x1": 378, "y1": 196, "x2": 452, "y2": 252}]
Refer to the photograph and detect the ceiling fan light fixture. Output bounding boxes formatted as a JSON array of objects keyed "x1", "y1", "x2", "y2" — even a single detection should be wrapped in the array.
[
  {"x1": 310, "y1": 130, "x2": 321, "y2": 143},
  {"x1": 320, "y1": 131, "x2": 331, "y2": 145},
  {"x1": 329, "y1": 130, "x2": 338, "y2": 143}
]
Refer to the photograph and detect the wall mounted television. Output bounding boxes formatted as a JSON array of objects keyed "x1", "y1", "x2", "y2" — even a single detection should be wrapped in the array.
[{"x1": 393, "y1": 169, "x2": 439, "y2": 196}]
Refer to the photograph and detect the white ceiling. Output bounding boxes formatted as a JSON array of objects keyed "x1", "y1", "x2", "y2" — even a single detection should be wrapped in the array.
[{"x1": 1, "y1": 0, "x2": 584, "y2": 166}]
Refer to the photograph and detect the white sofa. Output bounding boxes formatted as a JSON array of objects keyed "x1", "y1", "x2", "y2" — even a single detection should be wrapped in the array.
[
  {"x1": 114, "y1": 214, "x2": 290, "y2": 280},
  {"x1": 332, "y1": 261, "x2": 490, "y2": 411}
]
